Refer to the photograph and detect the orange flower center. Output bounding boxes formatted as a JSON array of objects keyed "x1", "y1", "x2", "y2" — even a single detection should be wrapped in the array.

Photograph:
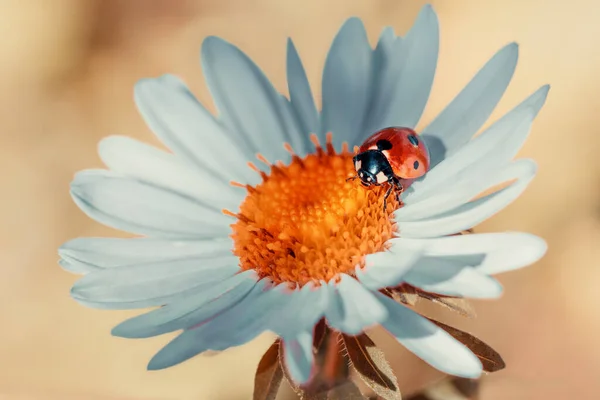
[{"x1": 225, "y1": 134, "x2": 399, "y2": 286}]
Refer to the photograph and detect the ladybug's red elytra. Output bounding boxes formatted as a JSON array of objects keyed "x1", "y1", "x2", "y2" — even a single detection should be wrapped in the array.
[{"x1": 349, "y1": 127, "x2": 431, "y2": 211}]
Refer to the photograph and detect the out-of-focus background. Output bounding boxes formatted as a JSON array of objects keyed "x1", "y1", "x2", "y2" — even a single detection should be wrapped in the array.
[{"x1": 1, "y1": 0, "x2": 599, "y2": 398}]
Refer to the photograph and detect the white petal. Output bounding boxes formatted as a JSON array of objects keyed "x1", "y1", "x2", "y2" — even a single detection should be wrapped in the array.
[
  {"x1": 356, "y1": 240, "x2": 424, "y2": 290},
  {"x1": 112, "y1": 270, "x2": 257, "y2": 338},
  {"x1": 324, "y1": 275, "x2": 388, "y2": 335},
  {"x1": 201, "y1": 36, "x2": 291, "y2": 166},
  {"x1": 71, "y1": 170, "x2": 231, "y2": 239},
  {"x1": 287, "y1": 39, "x2": 318, "y2": 143},
  {"x1": 422, "y1": 43, "x2": 519, "y2": 167},
  {"x1": 133, "y1": 75, "x2": 254, "y2": 183},
  {"x1": 320, "y1": 17, "x2": 372, "y2": 150},
  {"x1": 59, "y1": 237, "x2": 233, "y2": 274},
  {"x1": 404, "y1": 258, "x2": 503, "y2": 299},
  {"x1": 398, "y1": 159, "x2": 536, "y2": 238},
  {"x1": 70, "y1": 256, "x2": 239, "y2": 309},
  {"x1": 378, "y1": 5, "x2": 439, "y2": 129},
  {"x1": 397, "y1": 159, "x2": 534, "y2": 221},
  {"x1": 377, "y1": 293, "x2": 482, "y2": 378},
  {"x1": 406, "y1": 85, "x2": 549, "y2": 203},
  {"x1": 283, "y1": 331, "x2": 315, "y2": 384},
  {"x1": 98, "y1": 135, "x2": 243, "y2": 211},
  {"x1": 403, "y1": 232, "x2": 547, "y2": 275},
  {"x1": 147, "y1": 280, "x2": 271, "y2": 370}
]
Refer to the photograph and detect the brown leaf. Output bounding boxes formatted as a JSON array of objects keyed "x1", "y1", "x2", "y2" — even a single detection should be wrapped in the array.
[
  {"x1": 343, "y1": 334, "x2": 401, "y2": 400},
  {"x1": 391, "y1": 285, "x2": 419, "y2": 306},
  {"x1": 253, "y1": 339, "x2": 284, "y2": 400},
  {"x1": 417, "y1": 291, "x2": 477, "y2": 318},
  {"x1": 428, "y1": 318, "x2": 505, "y2": 373},
  {"x1": 313, "y1": 318, "x2": 327, "y2": 352}
]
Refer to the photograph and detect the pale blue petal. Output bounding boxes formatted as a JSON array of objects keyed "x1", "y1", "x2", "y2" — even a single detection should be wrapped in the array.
[
  {"x1": 270, "y1": 282, "x2": 329, "y2": 339},
  {"x1": 398, "y1": 159, "x2": 536, "y2": 238},
  {"x1": 112, "y1": 271, "x2": 257, "y2": 338},
  {"x1": 287, "y1": 39, "x2": 319, "y2": 143},
  {"x1": 324, "y1": 275, "x2": 388, "y2": 335},
  {"x1": 397, "y1": 159, "x2": 533, "y2": 221},
  {"x1": 404, "y1": 258, "x2": 503, "y2": 298},
  {"x1": 279, "y1": 94, "x2": 310, "y2": 156},
  {"x1": 422, "y1": 43, "x2": 519, "y2": 167},
  {"x1": 59, "y1": 236, "x2": 233, "y2": 274},
  {"x1": 283, "y1": 331, "x2": 315, "y2": 384},
  {"x1": 377, "y1": 293, "x2": 482, "y2": 378},
  {"x1": 133, "y1": 75, "x2": 254, "y2": 183},
  {"x1": 147, "y1": 280, "x2": 271, "y2": 370},
  {"x1": 375, "y1": 26, "x2": 395, "y2": 52},
  {"x1": 147, "y1": 279, "x2": 324, "y2": 370},
  {"x1": 356, "y1": 240, "x2": 424, "y2": 290},
  {"x1": 378, "y1": 5, "x2": 439, "y2": 129},
  {"x1": 98, "y1": 135, "x2": 243, "y2": 211},
  {"x1": 71, "y1": 256, "x2": 239, "y2": 309},
  {"x1": 321, "y1": 18, "x2": 372, "y2": 150},
  {"x1": 201, "y1": 36, "x2": 291, "y2": 166},
  {"x1": 70, "y1": 170, "x2": 230, "y2": 239},
  {"x1": 401, "y1": 232, "x2": 547, "y2": 275},
  {"x1": 406, "y1": 85, "x2": 549, "y2": 203},
  {"x1": 359, "y1": 30, "x2": 405, "y2": 142}
]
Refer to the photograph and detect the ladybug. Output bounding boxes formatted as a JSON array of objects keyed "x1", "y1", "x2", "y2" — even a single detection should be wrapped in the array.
[{"x1": 349, "y1": 127, "x2": 430, "y2": 211}]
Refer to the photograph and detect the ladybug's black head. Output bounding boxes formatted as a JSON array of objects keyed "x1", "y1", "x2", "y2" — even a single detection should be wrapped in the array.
[{"x1": 353, "y1": 150, "x2": 394, "y2": 187}]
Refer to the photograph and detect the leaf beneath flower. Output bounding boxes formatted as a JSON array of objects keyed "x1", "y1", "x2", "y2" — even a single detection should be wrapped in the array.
[
  {"x1": 343, "y1": 334, "x2": 401, "y2": 400},
  {"x1": 428, "y1": 318, "x2": 505, "y2": 372},
  {"x1": 390, "y1": 285, "x2": 419, "y2": 306},
  {"x1": 417, "y1": 291, "x2": 477, "y2": 318},
  {"x1": 313, "y1": 318, "x2": 327, "y2": 351},
  {"x1": 253, "y1": 339, "x2": 284, "y2": 400}
]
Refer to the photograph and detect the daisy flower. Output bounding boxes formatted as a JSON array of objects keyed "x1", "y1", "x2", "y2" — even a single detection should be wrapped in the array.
[{"x1": 59, "y1": 4, "x2": 548, "y2": 398}]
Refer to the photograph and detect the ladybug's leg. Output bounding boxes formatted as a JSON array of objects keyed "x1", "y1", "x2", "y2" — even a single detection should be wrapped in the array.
[
  {"x1": 382, "y1": 184, "x2": 394, "y2": 212},
  {"x1": 392, "y1": 178, "x2": 404, "y2": 208}
]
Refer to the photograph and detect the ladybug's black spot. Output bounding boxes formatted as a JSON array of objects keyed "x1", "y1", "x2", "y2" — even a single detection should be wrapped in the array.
[
  {"x1": 413, "y1": 160, "x2": 419, "y2": 170},
  {"x1": 376, "y1": 139, "x2": 393, "y2": 151},
  {"x1": 407, "y1": 134, "x2": 419, "y2": 146}
]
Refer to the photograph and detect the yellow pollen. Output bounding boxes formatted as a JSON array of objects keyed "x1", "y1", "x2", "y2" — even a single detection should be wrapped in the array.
[{"x1": 225, "y1": 134, "x2": 400, "y2": 286}]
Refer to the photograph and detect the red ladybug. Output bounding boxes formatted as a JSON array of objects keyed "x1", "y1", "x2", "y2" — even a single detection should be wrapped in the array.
[{"x1": 349, "y1": 127, "x2": 430, "y2": 211}]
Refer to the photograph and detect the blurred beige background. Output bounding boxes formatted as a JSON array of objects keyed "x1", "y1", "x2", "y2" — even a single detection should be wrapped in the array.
[{"x1": 1, "y1": 0, "x2": 599, "y2": 398}]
